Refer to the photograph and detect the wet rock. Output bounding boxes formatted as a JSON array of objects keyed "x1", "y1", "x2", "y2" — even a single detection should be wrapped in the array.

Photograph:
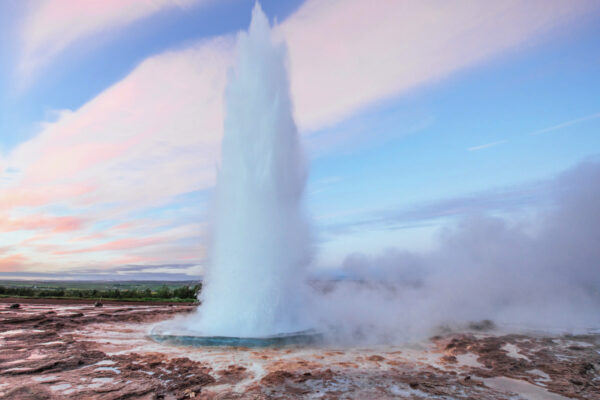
[
  {"x1": 1, "y1": 302, "x2": 598, "y2": 399},
  {"x1": 216, "y1": 365, "x2": 249, "y2": 384},
  {"x1": 260, "y1": 368, "x2": 335, "y2": 389},
  {"x1": 261, "y1": 370, "x2": 294, "y2": 385},
  {"x1": 0, "y1": 384, "x2": 52, "y2": 400},
  {"x1": 441, "y1": 355, "x2": 457, "y2": 363},
  {"x1": 579, "y1": 362, "x2": 595, "y2": 375},
  {"x1": 432, "y1": 333, "x2": 600, "y2": 399},
  {"x1": 468, "y1": 319, "x2": 495, "y2": 331},
  {"x1": 8, "y1": 303, "x2": 20, "y2": 309},
  {"x1": 460, "y1": 375, "x2": 482, "y2": 387}
]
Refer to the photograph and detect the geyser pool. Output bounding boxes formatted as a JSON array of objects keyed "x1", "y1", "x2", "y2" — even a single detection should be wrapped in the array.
[
  {"x1": 149, "y1": 329, "x2": 322, "y2": 348},
  {"x1": 152, "y1": 3, "x2": 312, "y2": 344}
]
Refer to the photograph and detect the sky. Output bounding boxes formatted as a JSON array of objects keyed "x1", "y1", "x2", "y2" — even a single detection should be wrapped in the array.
[{"x1": 0, "y1": 0, "x2": 599, "y2": 280}]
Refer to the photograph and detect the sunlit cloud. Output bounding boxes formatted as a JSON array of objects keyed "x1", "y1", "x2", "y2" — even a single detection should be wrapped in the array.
[
  {"x1": 3, "y1": 0, "x2": 598, "y2": 274},
  {"x1": 281, "y1": 0, "x2": 599, "y2": 131},
  {"x1": 17, "y1": 0, "x2": 210, "y2": 85},
  {"x1": 0, "y1": 254, "x2": 28, "y2": 272},
  {"x1": 0, "y1": 215, "x2": 84, "y2": 233},
  {"x1": 53, "y1": 237, "x2": 164, "y2": 255}
]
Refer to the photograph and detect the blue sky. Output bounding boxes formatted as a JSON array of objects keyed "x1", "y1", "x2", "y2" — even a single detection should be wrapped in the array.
[
  {"x1": 0, "y1": 1, "x2": 304, "y2": 148},
  {"x1": 0, "y1": 0, "x2": 599, "y2": 279}
]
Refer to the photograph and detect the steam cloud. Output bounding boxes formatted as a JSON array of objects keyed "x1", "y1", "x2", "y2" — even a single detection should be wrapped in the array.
[
  {"x1": 163, "y1": 2, "x2": 598, "y2": 344},
  {"x1": 313, "y1": 161, "x2": 600, "y2": 344}
]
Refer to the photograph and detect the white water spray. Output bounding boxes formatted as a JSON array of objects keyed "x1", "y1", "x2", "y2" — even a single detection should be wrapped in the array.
[{"x1": 191, "y1": 3, "x2": 310, "y2": 337}]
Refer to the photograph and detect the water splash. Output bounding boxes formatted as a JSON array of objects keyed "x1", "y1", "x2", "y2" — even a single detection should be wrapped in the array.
[{"x1": 190, "y1": 3, "x2": 311, "y2": 337}]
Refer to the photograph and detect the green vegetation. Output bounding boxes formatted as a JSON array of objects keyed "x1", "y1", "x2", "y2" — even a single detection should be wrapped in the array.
[{"x1": 0, "y1": 280, "x2": 201, "y2": 302}]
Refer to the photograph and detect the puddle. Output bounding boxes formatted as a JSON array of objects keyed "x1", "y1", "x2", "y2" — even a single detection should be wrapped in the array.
[
  {"x1": 33, "y1": 375, "x2": 58, "y2": 382},
  {"x1": 502, "y1": 343, "x2": 530, "y2": 361},
  {"x1": 50, "y1": 383, "x2": 72, "y2": 391},
  {"x1": 0, "y1": 329, "x2": 44, "y2": 337},
  {"x1": 94, "y1": 360, "x2": 117, "y2": 366},
  {"x1": 95, "y1": 366, "x2": 121, "y2": 374},
  {"x1": 483, "y1": 377, "x2": 568, "y2": 400},
  {"x1": 527, "y1": 369, "x2": 551, "y2": 382},
  {"x1": 456, "y1": 353, "x2": 483, "y2": 368},
  {"x1": 88, "y1": 377, "x2": 116, "y2": 388}
]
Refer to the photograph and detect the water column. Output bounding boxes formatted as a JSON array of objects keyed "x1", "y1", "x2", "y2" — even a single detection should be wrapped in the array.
[{"x1": 193, "y1": 2, "x2": 311, "y2": 338}]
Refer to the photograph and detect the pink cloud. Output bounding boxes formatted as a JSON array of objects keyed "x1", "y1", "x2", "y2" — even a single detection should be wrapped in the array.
[
  {"x1": 4, "y1": 0, "x2": 598, "y2": 274},
  {"x1": 8, "y1": 0, "x2": 592, "y2": 221},
  {"x1": 0, "y1": 215, "x2": 85, "y2": 233},
  {"x1": 53, "y1": 237, "x2": 164, "y2": 255},
  {"x1": 280, "y1": 0, "x2": 600, "y2": 131},
  {"x1": 70, "y1": 233, "x2": 107, "y2": 243},
  {"x1": 111, "y1": 222, "x2": 140, "y2": 231},
  {"x1": 0, "y1": 254, "x2": 27, "y2": 272},
  {"x1": 20, "y1": 233, "x2": 53, "y2": 246},
  {"x1": 6, "y1": 37, "x2": 230, "y2": 221},
  {"x1": 111, "y1": 255, "x2": 158, "y2": 265},
  {"x1": 18, "y1": 0, "x2": 211, "y2": 84},
  {"x1": 0, "y1": 183, "x2": 94, "y2": 210},
  {"x1": 24, "y1": 141, "x2": 134, "y2": 186}
]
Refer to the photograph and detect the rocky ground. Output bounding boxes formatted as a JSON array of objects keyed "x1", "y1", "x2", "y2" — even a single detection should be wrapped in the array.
[{"x1": 0, "y1": 301, "x2": 598, "y2": 399}]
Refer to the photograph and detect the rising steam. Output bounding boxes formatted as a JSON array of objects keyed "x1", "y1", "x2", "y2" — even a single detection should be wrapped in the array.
[
  {"x1": 313, "y1": 161, "x2": 600, "y2": 343},
  {"x1": 173, "y1": 3, "x2": 599, "y2": 345}
]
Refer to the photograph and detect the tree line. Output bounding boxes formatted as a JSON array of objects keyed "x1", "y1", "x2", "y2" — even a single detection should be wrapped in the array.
[{"x1": 0, "y1": 284, "x2": 201, "y2": 301}]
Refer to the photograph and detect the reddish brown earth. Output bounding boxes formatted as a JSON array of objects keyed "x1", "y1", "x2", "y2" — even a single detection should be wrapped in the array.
[{"x1": 1, "y1": 302, "x2": 599, "y2": 399}]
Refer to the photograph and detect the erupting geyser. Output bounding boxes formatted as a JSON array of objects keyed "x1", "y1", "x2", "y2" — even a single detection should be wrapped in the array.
[{"x1": 154, "y1": 3, "x2": 312, "y2": 342}]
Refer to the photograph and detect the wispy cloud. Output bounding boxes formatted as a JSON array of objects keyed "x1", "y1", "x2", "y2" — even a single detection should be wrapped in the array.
[
  {"x1": 0, "y1": 267, "x2": 200, "y2": 281},
  {"x1": 531, "y1": 112, "x2": 600, "y2": 135},
  {"x1": 53, "y1": 237, "x2": 164, "y2": 255},
  {"x1": 0, "y1": 215, "x2": 84, "y2": 233},
  {"x1": 17, "y1": 0, "x2": 210, "y2": 85},
  {"x1": 3, "y1": 0, "x2": 599, "y2": 274},
  {"x1": 321, "y1": 174, "x2": 556, "y2": 238},
  {"x1": 467, "y1": 140, "x2": 507, "y2": 152},
  {"x1": 282, "y1": 0, "x2": 599, "y2": 131},
  {"x1": 0, "y1": 254, "x2": 28, "y2": 272}
]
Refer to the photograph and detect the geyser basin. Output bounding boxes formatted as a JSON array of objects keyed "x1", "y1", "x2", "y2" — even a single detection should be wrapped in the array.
[{"x1": 149, "y1": 326, "x2": 322, "y2": 348}]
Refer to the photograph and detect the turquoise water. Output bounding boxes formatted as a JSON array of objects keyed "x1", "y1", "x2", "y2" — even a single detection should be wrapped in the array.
[{"x1": 149, "y1": 329, "x2": 322, "y2": 348}]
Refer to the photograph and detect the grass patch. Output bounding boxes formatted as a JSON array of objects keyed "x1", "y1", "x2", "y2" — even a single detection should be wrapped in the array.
[{"x1": 0, "y1": 280, "x2": 201, "y2": 302}]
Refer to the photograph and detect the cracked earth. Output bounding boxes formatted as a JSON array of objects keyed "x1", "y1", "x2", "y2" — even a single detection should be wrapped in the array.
[{"x1": 1, "y1": 301, "x2": 599, "y2": 399}]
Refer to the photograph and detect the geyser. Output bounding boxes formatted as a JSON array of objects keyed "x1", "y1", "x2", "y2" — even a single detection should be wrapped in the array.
[{"x1": 157, "y1": 3, "x2": 312, "y2": 342}]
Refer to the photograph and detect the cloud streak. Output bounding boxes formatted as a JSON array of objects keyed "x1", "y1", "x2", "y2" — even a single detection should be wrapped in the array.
[
  {"x1": 0, "y1": 215, "x2": 84, "y2": 233},
  {"x1": 530, "y1": 111, "x2": 600, "y2": 135},
  {"x1": 3, "y1": 0, "x2": 599, "y2": 274},
  {"x1": 282, "y1": 0, "x2": 600, "y2": 131},
  {"x1": 321, "y1": 176, "x2": 553, "y2": 238},
  {"x1": 17, "y1": 0, "x2": 210, "y2": 83},
  {"x1": 0, "y1": 254, "x2": 28, "y2": 272},
  {"x1": 467, "y1": 140, "x2": 507, "y2": 151}
]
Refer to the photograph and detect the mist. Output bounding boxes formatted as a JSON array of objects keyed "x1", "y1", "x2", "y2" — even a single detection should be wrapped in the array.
[{"x1": 312, "y1": 160, "x2": 600, "y2": 344}]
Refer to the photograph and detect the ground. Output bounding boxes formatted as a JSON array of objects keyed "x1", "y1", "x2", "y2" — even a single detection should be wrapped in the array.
[{"x1": 0, "y1": 300, "x2": 599, "y2": 399}]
